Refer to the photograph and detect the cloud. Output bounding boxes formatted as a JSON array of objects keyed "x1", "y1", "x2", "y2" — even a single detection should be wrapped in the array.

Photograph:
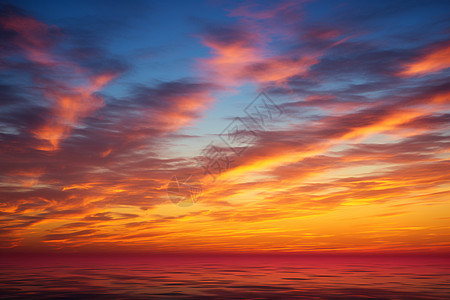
[
  {"x1": 84, "y1": 212, "x2": 139, "y2": 221},
  {"x1": 44, "y1": 229, "x2": 97, "y2": 241},
  {"x1": 0, "y1": 5, "x2": 124, "y2": 151},
  {"x1": 197, "y1": 1, "x2": 343, "y2": 86},
  {"x1": 398, "y1": 41, "x2": 450, "y2": 77}
]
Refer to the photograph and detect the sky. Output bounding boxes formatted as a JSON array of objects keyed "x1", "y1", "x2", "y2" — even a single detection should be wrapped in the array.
[{"x1": 0, "y1": 0, "x2": 449, "y2": 254}]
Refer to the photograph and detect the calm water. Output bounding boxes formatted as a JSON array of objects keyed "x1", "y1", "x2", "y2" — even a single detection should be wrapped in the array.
[{"x1": 0, "y1": 254, "x2": 449, "y2": 299}]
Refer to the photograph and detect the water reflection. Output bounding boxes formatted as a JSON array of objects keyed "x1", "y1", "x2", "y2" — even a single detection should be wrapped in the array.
[{"x1": 0, "y1": 254, "x2": 448, "y2": 299}]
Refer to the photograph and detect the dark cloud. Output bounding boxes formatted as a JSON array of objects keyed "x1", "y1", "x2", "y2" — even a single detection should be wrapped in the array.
[
  {"x1": 44, "y1": 229, "x2": 97, "y2": 241},
  {"x1": 84, "y1": 212, "x2": 139, "y2": 221},
  {"x1": 200, "y1": 22, "x2": 259, "y2": 48}
]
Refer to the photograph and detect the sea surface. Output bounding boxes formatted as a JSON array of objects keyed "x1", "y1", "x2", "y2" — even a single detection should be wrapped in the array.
[{"x1": 0, "y1": 253, "x2": 449, "y2": 299}]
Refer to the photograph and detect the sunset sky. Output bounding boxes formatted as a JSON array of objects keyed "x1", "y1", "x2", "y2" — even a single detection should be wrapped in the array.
[{"x1": 1, "y1": 0, "x2": 449, "y2": 254}]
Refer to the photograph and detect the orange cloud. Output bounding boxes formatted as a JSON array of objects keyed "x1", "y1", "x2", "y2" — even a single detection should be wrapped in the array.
[
  {"x1": 399, "y1": 42, "x2": 450, "y2": 77},
  {"x1": 200, "y1": 32, "x2": 321, "y2": 85},
  {"x1": 33, "y1": 72, "x2": 117, "y2": 151},
  {"x1": 199, "y1": 1, "x2": 349, "y2": 88},
  {"x1": 1, "y1": 12, "x2": 118, "y2": 151}
]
